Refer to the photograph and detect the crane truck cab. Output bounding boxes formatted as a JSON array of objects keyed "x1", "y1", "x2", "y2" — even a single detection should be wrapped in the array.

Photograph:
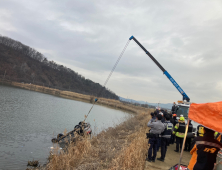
[
  {"x1": 174, "y1": 101, "x2": 190, "y2": 119},
  {"x1": 174, "y1": 101, "x2": 199, "y2": 133}
]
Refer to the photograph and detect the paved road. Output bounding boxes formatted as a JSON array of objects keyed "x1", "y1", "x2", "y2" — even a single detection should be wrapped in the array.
[{"x1": 144, "y1": 143, "x2": 192, "y2": 170}]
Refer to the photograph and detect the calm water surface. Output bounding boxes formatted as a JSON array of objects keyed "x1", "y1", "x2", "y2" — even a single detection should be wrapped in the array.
[{"x1": 0, "y1": 85, "x2": 129, "y2": 170}]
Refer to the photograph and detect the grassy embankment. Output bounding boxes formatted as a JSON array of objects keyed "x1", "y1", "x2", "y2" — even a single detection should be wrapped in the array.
[
  {"x1": 0, "y1": 79, "x2": 140, "y2": 114},
  {"x1": 46, "y1": 110, "x2": 152, "y2": 170},
  {"x1": 1, "y1": 79, "x2": 153, "y2": 169}
]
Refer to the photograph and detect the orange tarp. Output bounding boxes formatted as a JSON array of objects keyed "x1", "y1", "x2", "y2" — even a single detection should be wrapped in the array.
[{"x1": 188, "y1": 101, "x2": 222, "y2": 133}]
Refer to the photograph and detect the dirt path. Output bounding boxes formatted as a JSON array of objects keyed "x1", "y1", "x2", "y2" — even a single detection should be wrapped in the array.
[{"x1": 144, "y1": 143, "x2": 192, "y2": 170}]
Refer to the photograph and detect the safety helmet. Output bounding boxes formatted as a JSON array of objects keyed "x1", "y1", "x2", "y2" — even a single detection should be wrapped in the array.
[
  {"x1": 173, "y1": 114, "x2": 177, "y2": 117},
  {"x1": 180, "y1": 117, "x2": 185, "y2": 121}
]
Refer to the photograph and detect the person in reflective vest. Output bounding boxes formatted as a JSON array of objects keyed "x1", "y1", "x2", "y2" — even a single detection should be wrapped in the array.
[
  {"x1": 197, "y1": 125, "x2": 205, "y2": 137},
  {"x1": 188, "y1": 127, "x2": 222, "y2": 170},
  {"x1": 173, "y1": 116, "x2": 185, "y2": 152},
  {"x1": 157, "y1": 114, "x2": 173, "y2": 162}
]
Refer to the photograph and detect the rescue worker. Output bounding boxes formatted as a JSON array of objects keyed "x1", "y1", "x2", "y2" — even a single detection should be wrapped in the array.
[
  {"x1": 173, "y1": 116, "x2": 185, "y2": 152},
  {"x1": 146, "y1": 114, "x2": 165, "y2": 162},
  {"x1": 188, "y1": 127, "x2": 222, "y2": 170},
  {"x1": 171, "y1": 102, "x2": 176, "y2": 114},
  {"x1": 197, "y1": 125, "x2": 204, "y2": 137},
  {"x1": 185, "y1": 120, "x2": 193, "y2": 151},
  {"x1": 171, "y1": 114, "x2": 178, "y2": 126},
  {"x1": 170, "y1": 114, "x2": 177, "y2": 144},
  {"x1": 157, "y1": 114, "x2": 173, "y2": 162}
]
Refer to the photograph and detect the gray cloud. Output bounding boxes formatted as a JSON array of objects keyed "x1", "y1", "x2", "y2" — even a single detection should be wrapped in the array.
[{"x1": 1, "y1": 0, "x2": 222, "y2": 103}]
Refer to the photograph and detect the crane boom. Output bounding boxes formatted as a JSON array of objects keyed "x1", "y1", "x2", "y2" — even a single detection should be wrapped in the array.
[{"x1": 129, "y1": 36, "x2": 190, "y2": 102}]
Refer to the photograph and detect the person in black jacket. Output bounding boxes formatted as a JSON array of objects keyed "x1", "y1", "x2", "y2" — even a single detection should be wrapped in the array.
[
  {"x1": 157, "y1": 114, "x2": 173, "y2": 162},
  {"x1": 188, "y1": 127, "x2": 222, "y2": 170},
  {"x1": 170, "y1": 114, "x2": 177, "y2": 144},
  {"x1": 150, "y1": 112, "x2": 156, "y2": 122},
  {"x1": 146, "y1": 114, "x2": 165, "y2": 162},
  {"x1": 185, "y1": 120, "x2": 193, "y2": 151},
  {"x1": 171, "y1": 102, "x2": 176, "y2": 114},
  {"x1": 159, "y1": 112, "x2": 165, "y2": 123}
]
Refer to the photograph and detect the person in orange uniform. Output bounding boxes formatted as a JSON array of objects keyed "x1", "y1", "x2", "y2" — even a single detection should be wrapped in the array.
[{"x1": 188, "y1": 127, "x2": 222, "y2": 170}]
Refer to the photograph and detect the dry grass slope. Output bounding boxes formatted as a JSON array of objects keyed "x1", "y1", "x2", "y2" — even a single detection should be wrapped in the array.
[{"x1": 46, "y1": 111, "x2": 151, "y2": 170}]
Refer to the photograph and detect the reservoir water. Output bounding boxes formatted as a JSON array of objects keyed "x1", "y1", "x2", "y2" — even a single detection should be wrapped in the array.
[{"x1": 0, "y1": 85, "x2": 129, "y2": 170}]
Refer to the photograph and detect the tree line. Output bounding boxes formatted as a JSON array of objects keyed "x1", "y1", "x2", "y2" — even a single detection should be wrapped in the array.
[{"x1": 0, "y1": 35, "x2": 119, "y2": 100}]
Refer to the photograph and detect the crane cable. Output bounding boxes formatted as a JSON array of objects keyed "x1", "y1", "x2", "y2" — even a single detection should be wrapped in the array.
[{"x1": 84, "y1": 40, "x2": 131, "y2": 121}]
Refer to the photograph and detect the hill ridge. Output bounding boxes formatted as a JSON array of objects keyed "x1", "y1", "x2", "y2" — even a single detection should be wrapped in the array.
[{"x1": 0, "y1": 35, "x2": 118, "y2": 100}]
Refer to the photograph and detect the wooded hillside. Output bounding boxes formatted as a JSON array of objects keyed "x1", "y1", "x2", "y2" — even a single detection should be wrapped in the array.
[{"x1": 0, "y1": 35, "x2": 119, "y2": 100}]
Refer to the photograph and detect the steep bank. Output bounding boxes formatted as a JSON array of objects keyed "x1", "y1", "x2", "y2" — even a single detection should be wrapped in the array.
[{"x1": 46, "y1": 110, "x2": 152, "y2": 170}]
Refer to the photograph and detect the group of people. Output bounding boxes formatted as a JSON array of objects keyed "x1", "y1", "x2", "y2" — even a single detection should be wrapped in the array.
[
  {"x1": 147, "y1": 109, "x2": 190, "y2": 162},
  {"x1": 146, "y1": 108, "x2": 222, "y2": 170}
]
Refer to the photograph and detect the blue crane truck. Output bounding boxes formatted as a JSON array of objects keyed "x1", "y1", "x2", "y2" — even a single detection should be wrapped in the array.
[{"x1": 129, "y1": 35, "x2": 190, "y2": 118}]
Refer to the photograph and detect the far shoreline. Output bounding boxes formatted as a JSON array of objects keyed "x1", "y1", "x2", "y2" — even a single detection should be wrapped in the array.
[{"x1": 0, "y1": 79, "x2": 147, "y2": 114}]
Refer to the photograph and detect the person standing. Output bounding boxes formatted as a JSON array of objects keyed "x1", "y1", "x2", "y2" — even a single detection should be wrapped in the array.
[
  {"x1": 185, "y1": 120, "x2": 193, "y2": 151},
  {"x1": 150, "y1": 112, "x2": 156, "y2": 122},
  {"x1": 170, "y1": 114, "x2": 177, "y2": 144},
  {"x1": 171, "y1": 102, "x2": 177, "y2": 114},
  {"x1": 146, "y1": 114, "x2": 165, "y2": 162},
  {"x1": 188, "y1": 127, "x2": 222, "y2": 170},
  {"x1": 157, "y1": 112, "x2": 165, "y2": 151},
  {"x1": 197, "y1": 125, "x2": 205, "y2": 137},
  {"x1": 160, "y1": 112, "x2": 165, "y2": 123},
  {"x1": 157, "y1": 114, "x2": 173, "y2": 162},
  {"x1": 173, "y1": 116, "x2": 186, "y2": 152}
]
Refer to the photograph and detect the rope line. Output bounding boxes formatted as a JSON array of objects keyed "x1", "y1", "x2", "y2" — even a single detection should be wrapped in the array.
[{"x1": 84, "y1": 40, "x2": 131, "y2": 121}]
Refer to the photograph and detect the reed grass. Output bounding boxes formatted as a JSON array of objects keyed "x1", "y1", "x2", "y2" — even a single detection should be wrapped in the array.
[{"x1": 45, "y1": 111, "x2": 152, "y2": 170}]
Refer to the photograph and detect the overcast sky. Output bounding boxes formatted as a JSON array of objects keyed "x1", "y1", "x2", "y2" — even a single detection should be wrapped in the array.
[{"x1": 0, "y1": 0, "x2": 222, "y2": 104}]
